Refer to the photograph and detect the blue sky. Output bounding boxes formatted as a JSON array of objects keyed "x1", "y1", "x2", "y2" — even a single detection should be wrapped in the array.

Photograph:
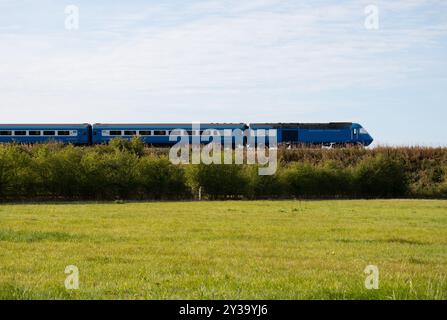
[{"x1": 0, "y1": 0, "x2": 446, "y2": 146}]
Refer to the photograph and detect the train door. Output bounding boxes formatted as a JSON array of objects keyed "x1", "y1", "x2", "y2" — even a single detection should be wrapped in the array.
[
  {"x1": 352, "y1": 128, "x2": 359, "y2": 141},
  {"x1": 282, "y1": 129, "x2": 298, "y2": 143}
]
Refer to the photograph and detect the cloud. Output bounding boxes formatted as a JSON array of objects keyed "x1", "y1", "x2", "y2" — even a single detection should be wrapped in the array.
[{"x1": 0, "y1": 0, "x2": 446, "y2": 128}]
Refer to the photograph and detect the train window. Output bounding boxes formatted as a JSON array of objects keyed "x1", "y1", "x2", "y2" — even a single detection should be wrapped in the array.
[
  {"x1": 57, "y1": 131, "x2": 70, "y2": 136},
  {"x1": 139, "y1": 131, "x2": 152, "y2": 136},
  {"x1": 124, "y1": 130, "x2": 137, "y2": 136},
  {"x1": 202, "y1": 130, "x2": 220, "y2": 136},
  {"x1": 29, "y1": 131, "x2": 41, "y2": 136},
  {"x1": 353, "y1": 128, "x2": 358, "y2": 135},
  {"x1": 14, "y1": 131, "x2": 26, "y2": 136},
  {"x1": 43, "y1": 131, "x2": 55, "y2": 136},
  {"x1": 170, "y1": 130, "x2": 185, "y2": 136},
  {"x1": 110, "y1": 130, "x2": 122, "y2": 136},
  {"x1": 153, "y1": 130, "x2": 166, "y2": 136},
  {"x1": 0, "y1": 131, "x2": 12, "y2": 136}
]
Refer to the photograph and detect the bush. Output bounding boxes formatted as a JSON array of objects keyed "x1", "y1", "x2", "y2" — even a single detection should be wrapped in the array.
[
  {"x1": 31, "y1": 144, "x2": 85, "y2": 198},
  {"x1": 281, "y1": 163, "x2": 353, "y2": 198},
  {"x1": 0, "y1": 142, "x2": 445, "y2": 201},
  {"x1": 189, "y1": 163, "x2": 249, "y2": 199},
  {"x1": 0, "y1": 145, "x2": 32, "y2": 197},
  {"x1": 137, "y1": 157, "x2": 190, "y2": 199},
  {"x1": 244, "y1": 165, "x2": 284, "y2": 199},
  {"x1": 109, "y1": 137, "x2": 145, "y2": 157},
  {"x1": 82, "y1": 149, "x2": 139, "y2": 200},
  {"x1": 354, "y1": 155, "x2": 408, "y2": 198}
]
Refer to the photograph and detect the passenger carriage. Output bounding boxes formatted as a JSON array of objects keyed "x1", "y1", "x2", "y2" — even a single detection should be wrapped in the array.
[
  {"x1": 91, "y1": 123, "x2": 248, "y2": 146},
  {"x1": 0, "y1": 124, "x2": 91, "y2": 144}
]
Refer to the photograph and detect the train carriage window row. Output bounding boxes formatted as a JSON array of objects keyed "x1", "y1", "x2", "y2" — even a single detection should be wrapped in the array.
[
  {"x1": 0, "y1": 123, "x2": 374, "y2": 146},
  {"x1": 101, "y1": 129, "x2": 231, "y2": 137},
  {"x1": 0, "y1": 130, "x2": 78, "y2": 136}
]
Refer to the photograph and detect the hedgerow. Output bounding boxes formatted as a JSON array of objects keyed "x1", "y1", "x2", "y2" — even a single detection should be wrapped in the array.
[{"x1": 0, "y1": 141, "x2": 446, "y2": 200}]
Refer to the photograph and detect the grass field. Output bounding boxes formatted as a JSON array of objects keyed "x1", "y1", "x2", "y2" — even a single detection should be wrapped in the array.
[{"x1": 0, "y1": 200, "x2": 446, "y2": 300}]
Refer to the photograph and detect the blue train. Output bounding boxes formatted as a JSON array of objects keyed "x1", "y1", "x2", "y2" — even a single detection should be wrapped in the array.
[
  {"x1": 0, "y1": 122, "x2": 373, "y2": 146},
  {"x1": 249, "y1": 122, "x2": 373, "y2": 146},
  {"x1": 0, "y1": 124, "x2": 91, "y2": 144},
  {"x1": 92, "y1": 123, "x2": 247, "y2": 145}
]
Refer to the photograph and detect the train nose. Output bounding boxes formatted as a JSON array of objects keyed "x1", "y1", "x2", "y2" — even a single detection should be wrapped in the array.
[{"x1": 364, "y1": 135, "x2": 374, "y2": 146}]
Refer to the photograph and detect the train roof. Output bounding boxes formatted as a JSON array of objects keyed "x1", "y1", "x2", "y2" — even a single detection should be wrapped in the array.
[
  {"x1": 0, "y1": 123, "x2": 90, "y2": 128},
  {"x1": 93, "y1": 123, "x2": 248, "y2": 128},
  {"x1": 249, "y1": 122, "x2": 353, "y2": 129}
]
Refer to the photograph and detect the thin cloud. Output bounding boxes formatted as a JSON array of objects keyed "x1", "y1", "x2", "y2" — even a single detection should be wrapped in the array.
[{"x1": 0, "y1": 0, "x2": 446, "y2": 145}]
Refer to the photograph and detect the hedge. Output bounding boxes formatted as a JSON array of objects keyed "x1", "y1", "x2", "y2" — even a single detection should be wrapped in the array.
[{"x1": 1, "y1": 141, "x2": 446, "y2": 200}]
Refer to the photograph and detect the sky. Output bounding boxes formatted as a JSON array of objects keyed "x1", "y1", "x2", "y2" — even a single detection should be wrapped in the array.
[{"x1": 0, "y1": 0, "x2": 446, "y2": 146}]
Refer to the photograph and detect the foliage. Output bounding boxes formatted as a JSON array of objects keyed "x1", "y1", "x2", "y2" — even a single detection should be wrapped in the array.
[{"x1": 1, "y1": 141, "x2": 447, "y2": 200}]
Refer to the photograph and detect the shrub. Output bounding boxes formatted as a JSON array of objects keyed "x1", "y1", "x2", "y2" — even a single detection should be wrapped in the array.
[
  {"x1": 31, "y1": 144, "x2": 84, "y2": 198},
  {"x1": 0, "y1": 143, "x2": 446, "y2": 201},
  {"x1": 137, "y1": 157, "x2": 190, "y2": 199},
  {"x1": 281, "y1": 163, "x2": 353, "y2": 198},
  {"x1": 189, "y1": 163, "x2": 249, "y2": 199},
  {"x1": 244, "y1": 165, "x2": 284, "y2": 199},
  {"x1": 0, "y1": 144, "x2": 36, "y2": 198},
  {"x1": 354, "y1": 155, "x2": 408, "y2": 198},
  {"x1": 109, "y1": 137, "x2": 145, "y2": 157},
  {"x1": 83, "y1": 149, "x2": 139, "y2": 200}
]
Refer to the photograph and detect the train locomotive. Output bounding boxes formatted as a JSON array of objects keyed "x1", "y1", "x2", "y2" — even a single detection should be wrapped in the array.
[{"x1": 0, "y1": 122, "x2": 374, "y2": 147}]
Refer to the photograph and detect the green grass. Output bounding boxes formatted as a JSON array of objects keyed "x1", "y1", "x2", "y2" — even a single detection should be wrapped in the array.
[{"x1": 0, "y1": 200, "x2": 446, "y2": 300}]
